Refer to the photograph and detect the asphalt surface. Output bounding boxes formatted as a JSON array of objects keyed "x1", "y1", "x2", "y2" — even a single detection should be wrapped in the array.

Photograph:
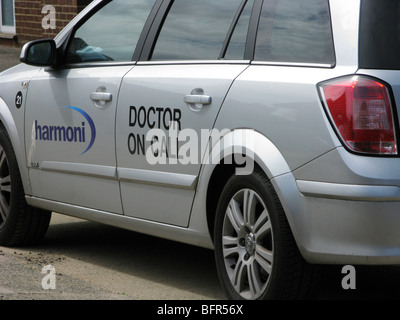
[
  {"x1": 1, "y1": 45, "x2": 400, "y2": 301},
  {"x1": 0, "y1": 213, "x2": 224, "y2": 300}
]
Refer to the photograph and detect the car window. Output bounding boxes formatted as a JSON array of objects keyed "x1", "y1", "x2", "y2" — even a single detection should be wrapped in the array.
[
  {"x1": 66, "y1": 0, "x2": 156, "y2": 63},
  {"x1": 224, "y1": 0, "x2": 254, "y2": 60},
  {"x1": 151, "y1": 0, "x2": 243, "y2": 60},
  {"x1": 254, "y1": 0, "x2": 335, "y2": 65},
  {"x1": 359, "y1": 0, "x2": 400, "y2": 70}
]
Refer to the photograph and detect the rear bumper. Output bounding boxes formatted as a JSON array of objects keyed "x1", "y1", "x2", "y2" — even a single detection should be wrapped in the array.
[
  {"x1": 275, "y1": 147, "x2": 400, "y2": 265},
  {"x1": 297, "y1": 186, "x2": 400, "y2": 265}
]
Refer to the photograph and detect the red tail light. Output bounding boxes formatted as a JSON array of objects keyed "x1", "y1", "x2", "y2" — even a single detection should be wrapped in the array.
[{"x1": 320, "y1": 76, "x2": 398, "y2": 155}]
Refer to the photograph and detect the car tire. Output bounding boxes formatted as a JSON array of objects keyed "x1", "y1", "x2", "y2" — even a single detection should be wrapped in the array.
[
  {"x1": 0, "y1": 125, "x2": 51, "y2": 247},
  {"x1": 214, "y1": 167, "x2": 319, "y2": 300}
]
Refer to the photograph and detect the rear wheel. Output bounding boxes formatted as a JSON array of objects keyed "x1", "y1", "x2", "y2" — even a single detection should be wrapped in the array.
[
  {"x1": 0, "y1": 125, "x2": 51, "y2": 246},
  {"x1": 214, "y1": 167, "x2": 318, "y2": 300}
]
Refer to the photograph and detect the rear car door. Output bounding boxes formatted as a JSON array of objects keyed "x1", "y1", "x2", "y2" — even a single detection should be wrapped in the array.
[
  {"x1": 25, "y1": 0, "x2": 158, "y2": 213},
  {"x1": 115, "y1": 0, "x2": 254, "y2": 226}
]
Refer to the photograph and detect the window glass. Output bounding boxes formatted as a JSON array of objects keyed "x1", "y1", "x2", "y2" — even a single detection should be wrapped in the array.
[
  {"x1": 151, "y1": 0, "x2": 242, "y2": 60},
  {"x1": 1, "y1": 0, "x2": 14, "y2": 27},
  {"x1": 255, "y1": 0, "x2": 335, "y2": 65},
  {"x1": 66, "y1": 0, "x2": 156, "y2": 63},
  {"x1": 360, "y1": 0, "x2": 400, "y2": 70},
  {"x1": 224, "y1": 0, "x2": 254, "y2": 60}
]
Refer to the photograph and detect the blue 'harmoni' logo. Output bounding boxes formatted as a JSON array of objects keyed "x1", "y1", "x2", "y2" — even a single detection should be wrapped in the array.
[{"x1": 34, "y1": 106, "x2": 96, "y2": 155}]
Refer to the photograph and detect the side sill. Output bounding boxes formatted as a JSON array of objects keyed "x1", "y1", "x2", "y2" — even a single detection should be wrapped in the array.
[
  {"x1": 297, "y1": 180, "x2": 400, "y2": 202},
  {"x1": 25, "y1": 196, "x2": 213, "y2": 249}
]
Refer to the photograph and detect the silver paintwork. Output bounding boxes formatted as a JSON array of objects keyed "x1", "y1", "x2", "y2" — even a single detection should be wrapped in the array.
[{"x1": 117, "y1": 168, "x2": 197, "y2": 189}]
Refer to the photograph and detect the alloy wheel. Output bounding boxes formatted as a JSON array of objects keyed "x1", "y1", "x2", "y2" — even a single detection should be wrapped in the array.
[{"x1": 222, "y1": 188, "x2": 273, "y2": 300}]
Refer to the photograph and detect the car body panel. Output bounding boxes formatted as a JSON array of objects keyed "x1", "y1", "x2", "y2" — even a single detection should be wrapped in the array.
[
  {"x1": 115, "y1": 63, "x2": 248, "y2": 226},
  {"x1": 24, "y1": 65, "x2": 134, "y2": 213}
]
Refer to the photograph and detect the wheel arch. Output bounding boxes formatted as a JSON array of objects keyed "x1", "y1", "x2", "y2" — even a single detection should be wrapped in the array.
[
  {"x1": 0, "y1": 97, "x2": 31, "y2": 195},
  {"x1": 201, "y1": 129, "x2": 302, "y2": 248}
]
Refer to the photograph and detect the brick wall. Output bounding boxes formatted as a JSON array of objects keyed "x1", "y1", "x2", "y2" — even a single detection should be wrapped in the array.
[{"x1": 15, "y1": 0, "x2": 91, "y2": 45}]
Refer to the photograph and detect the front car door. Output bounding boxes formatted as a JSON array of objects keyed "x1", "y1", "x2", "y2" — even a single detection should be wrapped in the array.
[
  {"x1": 25, "y1": 0, "x2": 159, "y2": 213},
  {"x1": 116, "y1": 0, "x2": 254, "y2": 226}
]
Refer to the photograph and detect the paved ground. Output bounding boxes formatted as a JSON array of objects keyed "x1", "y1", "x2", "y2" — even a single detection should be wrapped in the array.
[
  {"x1": 0, "y1": 46, "x2": 20, "y2": 72},
  {"x1": 1, "y1": 45, "x2": 400, "y2": 301},
  {"x1": 0, "y1": 213, "x2": 224, "y2": 300}
]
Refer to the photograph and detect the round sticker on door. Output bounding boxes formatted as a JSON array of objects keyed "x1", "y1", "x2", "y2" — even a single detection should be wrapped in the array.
[{"x1": 15, "y1": 92, "x2": 23, "y2": 109}]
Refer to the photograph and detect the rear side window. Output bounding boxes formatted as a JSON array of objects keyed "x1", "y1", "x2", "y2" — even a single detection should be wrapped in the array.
[
  {"x1": 151, "y1": 0, "x2": 243, "y2": 60},
  {"x1": 360, "y1": 0, "x2": 400, "y2": 70},
  {"x1": 254, "y1": 0, "x2": 335, "y2": 65}
]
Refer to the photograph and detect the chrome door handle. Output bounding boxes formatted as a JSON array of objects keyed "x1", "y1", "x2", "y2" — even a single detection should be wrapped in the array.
[{"x1": 90, "y1": 92, "x2": 112, "y2": 102}]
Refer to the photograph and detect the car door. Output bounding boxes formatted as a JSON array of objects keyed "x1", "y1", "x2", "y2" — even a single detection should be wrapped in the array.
[
  {"x1": 25, "y1": 0, "x2": 159, "y2": 214},
  {"x1": 115, "y1": 0, "x2": 254, "y2": 226}
]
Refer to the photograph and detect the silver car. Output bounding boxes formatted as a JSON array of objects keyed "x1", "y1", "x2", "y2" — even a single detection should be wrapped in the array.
[{"x1": 0, "y1": 0, "x2": 399, "y2": 300}]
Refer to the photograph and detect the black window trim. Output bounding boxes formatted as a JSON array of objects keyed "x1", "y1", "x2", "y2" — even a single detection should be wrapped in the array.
[
  {"x1": 139, "y1": 0, "x2": 173, "y2": 61},
  {"x1": 219, "y1": 0, "x2": 249, "y2": 60},
  {"x1": 244, "y1": 0, "x2": 263, "y2": 61},
  {"x1": 132, "y1": 0, "x2": 164, "y2": 61}
]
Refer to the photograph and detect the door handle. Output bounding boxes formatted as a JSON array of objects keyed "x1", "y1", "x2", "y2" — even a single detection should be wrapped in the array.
[
  {"x1": 90, "y1": 92, "x2": 112, "y2": 102},
  {"x1": 184, "y1": 94, "x2": 212, "y2": 105},
  {"x1": 184, "y1": 88, "x2": 212, "y2": 112}
]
